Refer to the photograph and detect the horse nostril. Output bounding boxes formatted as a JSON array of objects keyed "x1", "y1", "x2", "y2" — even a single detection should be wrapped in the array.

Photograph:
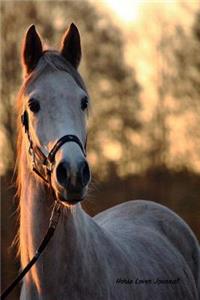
[
  {"x1": 79, "y1": 161, "x2": 90, "y2": 188},
  {"x1": 56, "y1": 161, "x2": 70, "y2": 187}
]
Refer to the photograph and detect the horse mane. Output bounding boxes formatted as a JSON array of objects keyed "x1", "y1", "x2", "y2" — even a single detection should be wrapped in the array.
[{"x1": 14, "y1": 50, "x2": 89, "y2": 257}]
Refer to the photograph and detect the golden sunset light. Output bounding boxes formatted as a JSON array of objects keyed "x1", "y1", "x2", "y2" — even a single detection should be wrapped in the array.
[
  {"x1": 1, "y1": 3, "x2": 200, "y2": 298},
  {"x1": 103, "y1": 0, "x2": 142, "y2": 23}
]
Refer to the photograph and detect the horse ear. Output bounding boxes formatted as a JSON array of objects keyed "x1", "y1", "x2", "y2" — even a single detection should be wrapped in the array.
[
  {"x1": 22, "y1": 25, "x2": 43, "y2": 74},
  {"x1": 60, "y1": 23, "x2": 81, "y2": 69}
]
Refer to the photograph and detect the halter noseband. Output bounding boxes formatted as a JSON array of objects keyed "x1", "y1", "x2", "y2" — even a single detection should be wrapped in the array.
[{"x1": 21, "y1": 110, "x2": 87, "y2": 184}]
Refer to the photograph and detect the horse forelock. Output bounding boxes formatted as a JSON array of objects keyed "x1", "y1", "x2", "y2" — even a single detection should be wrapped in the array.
[{"x1": 24, "y1": 50, "x2": 88, "y2": 95}]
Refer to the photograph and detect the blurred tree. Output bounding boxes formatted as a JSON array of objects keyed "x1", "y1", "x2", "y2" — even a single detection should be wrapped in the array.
[
  {"x1": 133, "y1": 2, "x2": 200, "y2": 173},
  {"x1": 0, "y1": 0, "x2": 141, "y2": 178},
  {"x1": 146, "y1": 27, "x2": 173, "y2": 169},
  {"x1": 169, "y1": 7, "x2": 200, "y2": 170},
  {"x1": 136, "y1": 14, "x2": 179, "y2": 171}
]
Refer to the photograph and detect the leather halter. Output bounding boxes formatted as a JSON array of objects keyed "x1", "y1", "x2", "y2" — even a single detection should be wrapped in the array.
[{"x1": 21, "y1": 110, "x2": 87, "y2": 184}]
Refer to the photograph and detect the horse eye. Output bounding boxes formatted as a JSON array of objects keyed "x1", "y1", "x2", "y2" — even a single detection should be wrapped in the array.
[
  {"x1": 81, "y1": 96, "x2": 88, "y2": 111},
  {"x1": 28, "y1": 98, "x2": 40, "y2": 113}
]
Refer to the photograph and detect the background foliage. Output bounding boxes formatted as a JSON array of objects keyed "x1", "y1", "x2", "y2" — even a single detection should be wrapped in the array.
[{"x1": 1, "y1": 1, "x2": 200, "y2": 299}]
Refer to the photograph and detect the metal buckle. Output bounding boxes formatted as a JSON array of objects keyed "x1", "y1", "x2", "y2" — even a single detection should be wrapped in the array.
[{"x1": 45, "y1": 159, "x2": 54, "y2": 175}]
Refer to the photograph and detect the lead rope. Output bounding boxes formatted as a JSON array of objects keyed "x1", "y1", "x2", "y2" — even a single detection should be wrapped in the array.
[{"x1": 1, "y1": 200, "x2": 62, "y2": 300}]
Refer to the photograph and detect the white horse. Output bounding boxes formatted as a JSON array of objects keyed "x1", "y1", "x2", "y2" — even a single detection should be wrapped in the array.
[{"x1": 17, "y1": 24, "x2": 200, "y2": 300}]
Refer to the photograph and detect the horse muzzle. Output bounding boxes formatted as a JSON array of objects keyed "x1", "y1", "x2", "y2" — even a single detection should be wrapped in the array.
[{"x1": 54, "y1": 159, "x2": 91, "y2": 205}]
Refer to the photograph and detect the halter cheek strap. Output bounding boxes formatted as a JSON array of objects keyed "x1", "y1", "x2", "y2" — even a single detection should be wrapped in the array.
[{"x1": 21, "y1": 110, "x2": 87, "y2": 184}]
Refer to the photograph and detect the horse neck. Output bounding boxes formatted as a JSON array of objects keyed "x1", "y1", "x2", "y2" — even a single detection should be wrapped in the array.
[{"x1": 19, "y1": 144, "x2": 102, "y2": 296}]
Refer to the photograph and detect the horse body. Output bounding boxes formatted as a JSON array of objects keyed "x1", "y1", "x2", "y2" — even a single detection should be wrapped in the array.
[
  {"x1": 95, "y1": 200, "x2": 200, "y2": 299},
  {"x1": 17, "y1": 24, "x2": 200, "y2": 300}
]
